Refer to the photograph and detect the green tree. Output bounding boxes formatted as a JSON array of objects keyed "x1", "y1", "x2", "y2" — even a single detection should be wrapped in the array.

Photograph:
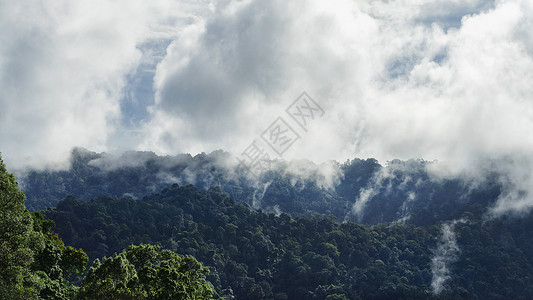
[
  {"x1": 77, "y1": 244, "x2": 214, "y2": 300},
  {"x1": 30, "y1": 212, "x2": 88, "y2": 299},
  {"x1": 0, "y1": 155, "x2": 87, "y2": 299},
  {"x1": 0, "y1": 154, "x2": 44, "y2": 299}
]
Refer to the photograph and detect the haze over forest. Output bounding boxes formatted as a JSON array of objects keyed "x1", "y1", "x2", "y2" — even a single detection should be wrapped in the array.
[
  {"x1": 2, "y1": 0, "x2": 533, "y2": 299},
  {"x1": 2, "y1": 0, "x2": 533, "y2": 218}
]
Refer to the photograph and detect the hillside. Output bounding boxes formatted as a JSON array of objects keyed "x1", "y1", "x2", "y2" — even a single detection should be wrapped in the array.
[
  {"x1": 44, "y1": 184, "x2": 533, "y2": 299},
  {"x1": 16, "y1": 148, "x2": 533, "y2": 299},
  {"x1": 21, "y1": 148, "x2": 502, "y2": 227}
]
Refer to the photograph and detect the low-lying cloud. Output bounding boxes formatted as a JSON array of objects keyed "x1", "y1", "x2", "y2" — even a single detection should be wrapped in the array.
[
  {"x1": 2, "y1": 0, "x2": 533, "y2": 216},
  {"x1": 431, "y1": 219, "x2": 464, "y2": 295}
]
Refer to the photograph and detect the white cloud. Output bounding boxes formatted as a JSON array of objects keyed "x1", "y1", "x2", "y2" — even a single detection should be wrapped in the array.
[
  {"x1": 0, "y1": 0, "x2": 210, "y2": 169},
  {"x1": 141, "y1": 0, "x2": 533, "y2": 216},
  {"x1": 142, "y1": 0, "x2": 533, "y2": 166},
  {"x1": 140, "y1": 0, "x2": 379, "y2": 160},
  {"x1": 431, "y1": 219, "x2": 465, "y2": 295},
  {"x1": 2, "y1": 0, "x2": 533, "y2": 215}
]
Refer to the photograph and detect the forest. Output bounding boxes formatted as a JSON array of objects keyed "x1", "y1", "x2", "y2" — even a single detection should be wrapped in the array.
[
  {"x1": 20, "y1": 148, "x2": 501, "y2": 227},
  {"x1": 3, "y1": 149, "x2": 533, "y2": 299}
]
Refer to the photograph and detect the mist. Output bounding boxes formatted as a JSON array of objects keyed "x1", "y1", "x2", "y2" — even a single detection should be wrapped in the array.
[
  {"x1": 431, "y1": 219, "x2": 466, "y2": 295},
  {"x1": 2, "y1": 0, "x2": 533, "y2": 217}
]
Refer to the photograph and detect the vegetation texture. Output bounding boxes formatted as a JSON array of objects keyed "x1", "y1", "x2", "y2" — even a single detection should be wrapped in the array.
[{"x1": 0, "y1": 155, "x2": 213, "y2": 300}]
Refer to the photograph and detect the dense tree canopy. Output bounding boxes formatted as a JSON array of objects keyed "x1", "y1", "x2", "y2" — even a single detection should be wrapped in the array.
[
  {"x1": 45, "y1": 184, "x2": 439, "y2": 299},
  {"x1": 0, "y1": 154, "x2": 42, "y2": 298},
  {"x1": 1, "y1": 155, "x2": 213, "y2": 299},
  {"x1": 43, "y1": 183, "x2": 533, "y2": 299},
  {"x1": 7, "y1": 149, "x2": 533, "y2": 299},
  {"x1": 78, "y1": 244, "x2": 213, "y2": 300},
  {"x1": 1, "y1": 154, "x2": 90, "y2": 299},
  {"x1": 21, "y1": 149, "x2": 503, "y2": 229}
]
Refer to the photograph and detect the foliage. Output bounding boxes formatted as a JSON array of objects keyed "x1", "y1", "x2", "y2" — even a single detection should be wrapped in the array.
[
  {"x1": 13, "y1": 149, "x2": 533, "y2": 299},
  {"x1": 46, "y1": 184, "x2": 439, "y2": 299},
  {"x1": 77, "y1": 244, "x2": 213, "y2": 300},
  {"x1": 29, "y1": 212, "x2": 88, "y2": 299},
  {"x1": 1, "y1": 155, "x2": 85, "y2": 299},
  {"x1": 3, "y1": 154, "x2": 214, "y2": 299},
  {"x1": 21, "y1": 150, "x2": 503, "y2": 230},
  {"x1": 0, "y1": 154, "x2": 44, "y2": 299}
]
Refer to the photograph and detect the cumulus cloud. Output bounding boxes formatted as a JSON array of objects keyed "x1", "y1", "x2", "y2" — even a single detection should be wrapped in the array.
[
  {"x1": 0, "y1": 0, "x2": 210, "y2": 169},
  {"x1": 140, "y1": 0, "x2": 379, "y2": 159},
  {"x1": 2, "y1": 0, "x2": 533, "y2": 215},
  {"x1": 143, "y1": 0, "x2": 533, "y2": 166}
]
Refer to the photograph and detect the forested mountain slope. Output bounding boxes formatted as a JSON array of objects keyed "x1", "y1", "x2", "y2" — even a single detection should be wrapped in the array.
[
  {"x1": 22, "y1": 148, "x2": 502, "y2": 227},
  {"x1": 44, "y1": 184, "x2": 533, "y2": 299},
  {"x1": 1, "y1": 155, "x2": 213, "y2": 299},
  {"x1": 19, "y1": 148, "x2": 532, "y2": 299}
]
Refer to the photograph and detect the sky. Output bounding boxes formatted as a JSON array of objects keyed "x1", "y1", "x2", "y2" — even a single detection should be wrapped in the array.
[{"x1": 1, "y1": 0, "x2": 533, "y2": 213}]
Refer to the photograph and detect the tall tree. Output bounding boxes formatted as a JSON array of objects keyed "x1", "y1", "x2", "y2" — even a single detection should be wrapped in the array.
[
  {"x1": 30, "y1": 212, "x2": 88, "y2": 299},
  {"x1": 0, "y1": 155, "x2": 87, "y2": 299},
  {"x1": 77, "y1": 244, "x2": 214, "y2": 300},
  {"x1": 0, "y1": 154, "x2": 43, "y2": 299}
]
